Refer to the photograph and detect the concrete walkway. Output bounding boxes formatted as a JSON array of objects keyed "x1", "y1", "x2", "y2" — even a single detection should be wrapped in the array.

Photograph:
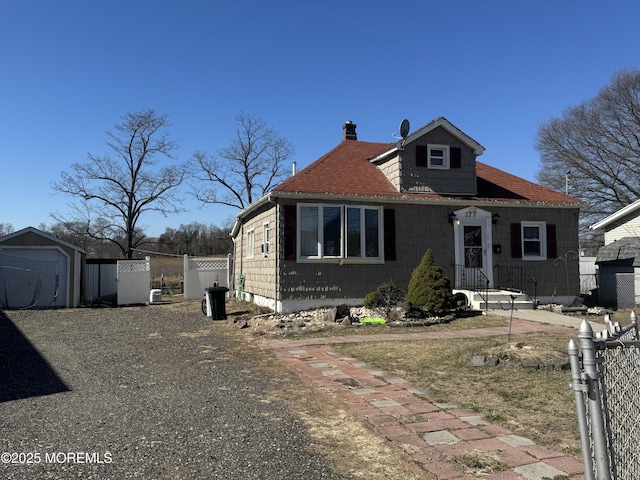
[
  {"x1": 262, "y1": 313, "x2": 588, "y2": 480},
  {"x1": 489, "y1": 307, "x2": 605, "y2": 331}
]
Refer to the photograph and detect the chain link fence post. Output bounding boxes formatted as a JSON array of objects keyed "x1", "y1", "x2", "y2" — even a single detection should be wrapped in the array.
[
  {"x1": 568, "y1": 338, "x2": 595, "y2": 479},
  {"x1": 579, "y1": 320, "x2": 612, "y2": 480}
]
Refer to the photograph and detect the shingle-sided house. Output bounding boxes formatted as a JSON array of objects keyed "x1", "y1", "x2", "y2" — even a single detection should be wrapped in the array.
[{"x1": 231, "y1": 118, "x2": 583, "y2": 313}]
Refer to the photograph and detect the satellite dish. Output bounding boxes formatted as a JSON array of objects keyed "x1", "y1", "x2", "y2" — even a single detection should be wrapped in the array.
[{"x1": 399, "y1": 119, "x2": 410, "y2": 138}]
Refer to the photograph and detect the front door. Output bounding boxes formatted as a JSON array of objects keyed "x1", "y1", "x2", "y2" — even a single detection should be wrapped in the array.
[{"x1": 453, "y1": 207, "x2": 493, "y2": 289}]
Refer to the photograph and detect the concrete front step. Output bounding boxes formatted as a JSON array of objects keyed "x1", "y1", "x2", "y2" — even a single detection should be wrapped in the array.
[{"x1": 453, "y1": 289, "x2": 535, "y2": 311}]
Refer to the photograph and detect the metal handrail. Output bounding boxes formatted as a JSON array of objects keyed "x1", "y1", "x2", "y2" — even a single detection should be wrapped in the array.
[
  {"x1": 493, "y1": 264, "x2": 537, "y2": 304},
  {"x1": 453, "y1": 264, "x2": 490, "y2": 310}
]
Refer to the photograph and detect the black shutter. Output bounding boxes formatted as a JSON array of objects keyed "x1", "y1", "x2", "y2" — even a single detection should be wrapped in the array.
[
  {"x1": 384, "y1": 208, "x2": 396, "y2": 261},
  {"x1": 511, "y1": 223, "x2": 522, "y2": 258},
  {"x1": 416, "y1": 145, "x2": 427, "y2": 167},
  {"x1": 283, "y1": 205, "x2": 296, "y2": 260},
  {"x1": 450, "y1": 147, "x2": 461, "y2": 168},
  {"x1": 546, "y1": 224, "x2": 557, "y2": 259}
]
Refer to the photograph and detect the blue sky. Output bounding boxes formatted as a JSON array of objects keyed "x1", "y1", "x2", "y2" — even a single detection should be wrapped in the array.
[{"x1": 2, "y1": 1, "x2": 639, "y2": 237}]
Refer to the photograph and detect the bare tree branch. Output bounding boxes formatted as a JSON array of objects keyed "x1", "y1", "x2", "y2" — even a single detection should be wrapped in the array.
[
  {"x1": 51, "y1": 109, "x2": 188, "y2": 258},
  {"x1": 191, "y1": 112, "x2": 295, "y2": 210},
  {"x1": 535, "y1": 69, "x2": 640, "y2": 252}
]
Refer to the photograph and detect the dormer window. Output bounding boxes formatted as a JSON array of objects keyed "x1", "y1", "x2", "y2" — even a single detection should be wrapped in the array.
[
  {"x1": 415, "y1": 144, "x2": 461, "y2": 169},
  {"x1": 428, "y1": 144, "x2": 449, "y2": 169}
]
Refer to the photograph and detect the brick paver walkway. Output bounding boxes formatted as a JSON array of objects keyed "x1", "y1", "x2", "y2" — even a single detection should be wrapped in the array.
[{"x1": 261, "y1": 318, "x2": 585, "y2": 480}]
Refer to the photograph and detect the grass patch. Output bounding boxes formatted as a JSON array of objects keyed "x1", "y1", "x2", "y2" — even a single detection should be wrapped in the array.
[
  {"x1": 333, "y1": 332, "x2": 582, "y2": 457},
  {"x1": 451, "y1": 451, "x2": 508, "y2": 475}
]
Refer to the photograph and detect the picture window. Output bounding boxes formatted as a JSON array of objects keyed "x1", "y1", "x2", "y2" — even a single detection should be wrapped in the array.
[{"x1": 298, "y1": 204, "x2": 383, "y2": 263}]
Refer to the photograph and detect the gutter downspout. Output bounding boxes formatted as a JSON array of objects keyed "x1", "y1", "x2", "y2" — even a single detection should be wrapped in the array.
[{"x1": 238, "y1": 224, "x2": 243, "y2": 300}]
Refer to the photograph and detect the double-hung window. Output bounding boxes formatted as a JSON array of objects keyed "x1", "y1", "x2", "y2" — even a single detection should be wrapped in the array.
[
  {"x1": 298, "y1": 204, "x2": 383, "y2": 262},
  {"x1": 428, "y1": 144, "x2": 449, "y2": 169},
  {"x1": 511, "y1": 221, "x2": 556, "y2": 261},
  {"x1": 521, "y1": 221, "x2": 546, "y2": 260}
]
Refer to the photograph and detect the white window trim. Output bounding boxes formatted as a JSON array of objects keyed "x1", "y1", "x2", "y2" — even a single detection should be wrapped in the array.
[
  {"x1": 428, "y1": 144, "x2": 450, "y2": 170},
  {"x1": 296, "y1": 204, "x2": 384, "y2": 264},
  {"x1": 261, "y1": 222, "x2": 270, "y2": 256},
  {"x1": 246, "y1": 228, "x2": 255, "y2": 259},
  {"x1": 521, "y1": 221, "x2": 547, "y2": 261}
]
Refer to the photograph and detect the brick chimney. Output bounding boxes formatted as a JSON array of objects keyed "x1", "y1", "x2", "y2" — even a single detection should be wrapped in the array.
[{"x1": 342, "y1": 120, "x2": 357, "y2": 141}]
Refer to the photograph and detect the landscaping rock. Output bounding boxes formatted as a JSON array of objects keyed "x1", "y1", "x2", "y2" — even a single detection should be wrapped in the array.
[
  {"x1": 485, "y1": 357, "x2": 500, "y2": 367},
  {"x1": 471, "y1": 355, "x2": 487, "y2": 367},
  {"x1": 323, "y1": 307, "x2": 337, "y2": 322},
  {"x1": 522, "y1": 360, "x2": 540, "y2": 370},
  {"x1": 336, "y1": 304, "x2": 351, "y2": 319}
]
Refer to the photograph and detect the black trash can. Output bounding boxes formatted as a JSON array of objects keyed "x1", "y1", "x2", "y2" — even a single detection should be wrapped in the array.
[{"x1": 204, "y1": 286, "x2": 229, "y2": 320}]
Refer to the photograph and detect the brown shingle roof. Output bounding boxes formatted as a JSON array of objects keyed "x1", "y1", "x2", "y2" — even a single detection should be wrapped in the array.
[
  {"x1": 273, "y1": 140, "x2": 582, "y2": 206},
  {"x1": 274, "y1": 140, "x2": 396, "y2": 196},
  {"x1": 475, "y1": 162, "x2": 581, "y2": 204}
]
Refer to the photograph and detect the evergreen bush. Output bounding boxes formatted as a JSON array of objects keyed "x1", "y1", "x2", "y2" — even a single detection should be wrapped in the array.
[{"x1": 405, "y1": 249, "x2": 454, "y2": 315}]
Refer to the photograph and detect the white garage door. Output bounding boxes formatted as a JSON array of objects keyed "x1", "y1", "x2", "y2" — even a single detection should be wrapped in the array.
[{"x1": 0, "y1": 248, "x2": 68, "y2": 308}]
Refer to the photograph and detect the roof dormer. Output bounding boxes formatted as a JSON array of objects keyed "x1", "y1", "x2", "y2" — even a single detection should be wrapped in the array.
[{"x1": 370, "y1": 117, "x2": 485, "y2": 195}]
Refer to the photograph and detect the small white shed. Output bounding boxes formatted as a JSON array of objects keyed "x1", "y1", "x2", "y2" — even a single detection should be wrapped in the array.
[{"x1": 0, "y1": 227, "x2": 85, "y2": 308}]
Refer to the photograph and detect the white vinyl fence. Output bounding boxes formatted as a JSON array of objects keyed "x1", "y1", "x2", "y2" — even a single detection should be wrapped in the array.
[
  {"x1": 579, "y1": 256, "x2": 597, "y2": 294},
  {"x1": 84, "y1": 255, "x2": 230, "y2": 306},
  {"x1": 183, "y1": 254, "x2": 231, "y2": 301},
  {"x1": 117, "y1": 257, "x2": 151, "y2": 305}
]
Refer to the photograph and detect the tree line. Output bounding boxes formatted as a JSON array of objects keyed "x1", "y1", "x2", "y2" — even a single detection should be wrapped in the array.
[{"x1": 28, "y1": 220, "x2": 233, "y2": 258}]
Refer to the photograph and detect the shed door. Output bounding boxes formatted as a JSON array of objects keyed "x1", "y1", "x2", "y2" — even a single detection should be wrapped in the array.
[{"x1": 0, "y1": 248, "x2": 68, "y2": 308}]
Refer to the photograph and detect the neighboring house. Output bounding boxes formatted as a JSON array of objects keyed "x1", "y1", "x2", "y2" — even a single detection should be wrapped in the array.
[
  {"x1": 590, "y1": 198, "x2": 640, "y2": 245},
  {"x1": 231, "y1": 118, "x2": 583, "y2": 313},
  {"x1": 590, "y1": 199, "x2": 640, "y2": 308},
  {"x1": 0, "y1": 226, "x2": 85, "y2": 308}
]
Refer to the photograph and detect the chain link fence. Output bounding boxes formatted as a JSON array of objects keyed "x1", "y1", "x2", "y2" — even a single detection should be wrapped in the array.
[{"x1": 569, "y1": 313, "x2": 640, "y2": 479}]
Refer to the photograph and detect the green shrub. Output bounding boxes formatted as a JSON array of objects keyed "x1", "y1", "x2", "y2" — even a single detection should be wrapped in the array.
[
  {"x1": 405, "y1": 249, "x2": 454, "y2": 315},
  {"x1": 364, "y1": 281, "x2": 405, "y2": 319}
]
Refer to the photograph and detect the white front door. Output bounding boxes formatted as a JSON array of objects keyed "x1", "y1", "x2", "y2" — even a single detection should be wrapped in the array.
[{"x1": 453, "y1": 207, "x2": 493, "y2": 289}]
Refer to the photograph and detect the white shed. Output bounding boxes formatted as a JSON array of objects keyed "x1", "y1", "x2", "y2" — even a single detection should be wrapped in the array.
[{"x1": 0, "y1": 227, "x2": 85, "y2": 308}]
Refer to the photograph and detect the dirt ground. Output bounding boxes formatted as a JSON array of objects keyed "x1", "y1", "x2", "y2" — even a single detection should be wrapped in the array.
[
  {"x1": 175, "y1": 299, "x2": 429, "y2": 479},
  {"x1": 1, "y1": 301, "x2": 427, "y2": 480}
]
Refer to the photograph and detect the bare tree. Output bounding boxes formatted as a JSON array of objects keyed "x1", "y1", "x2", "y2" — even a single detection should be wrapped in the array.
[
  {"x1": 52, "y1": 110, "x2": 188, "y2": 258},
  {"x1": 0, "y1": 223, "x2": 14, "y2": 237},
  {"x1": 535, "y1": 69, "x2": 640, "y2": 248},
  {"x1": 192, "y1": 113, "x2": 295, "y2": 209}
]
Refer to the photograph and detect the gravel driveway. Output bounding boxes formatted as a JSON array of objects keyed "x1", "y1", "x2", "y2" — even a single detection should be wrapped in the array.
[{"x1": 0, "y1": 305, "x2": 355, "y2": 479}]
